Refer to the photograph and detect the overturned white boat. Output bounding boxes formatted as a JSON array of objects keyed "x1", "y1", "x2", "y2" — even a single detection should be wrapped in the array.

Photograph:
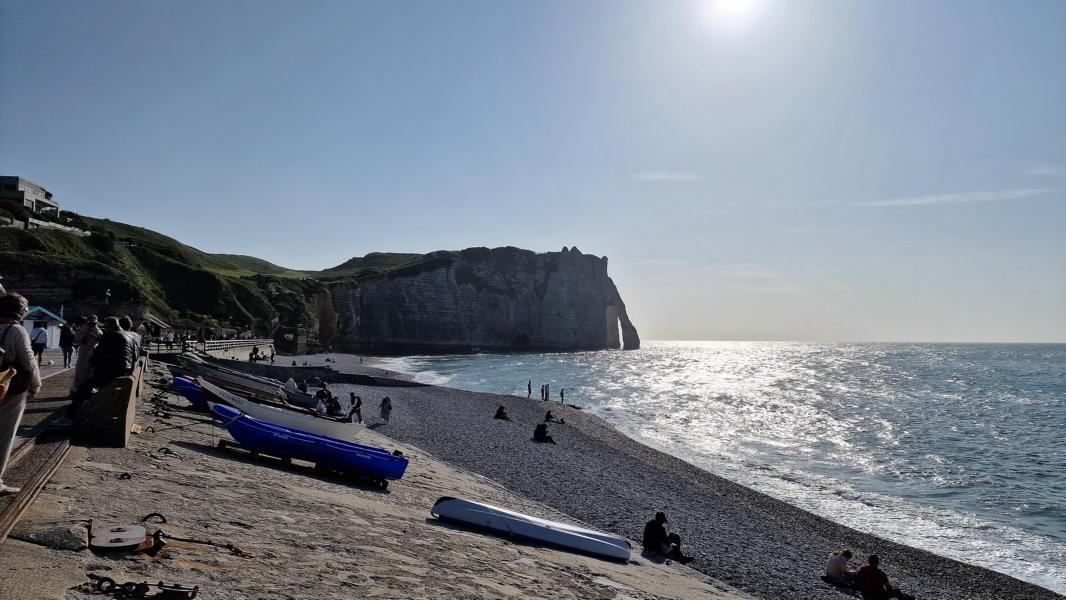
[
  {"x1": 199, "y1": 377, "x2": 362, "y2": 442},
  {"x1": 178, "y1": 353, "x2": 315, "y2": 407},
  {"x1": 430, "y1": 497, "x2": 631, "y2": 562}
]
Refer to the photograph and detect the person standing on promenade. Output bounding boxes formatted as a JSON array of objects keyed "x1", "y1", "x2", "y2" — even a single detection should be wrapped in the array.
[
  {"x1": 0, "y1": 293, "x2": 42, "y2": 495},
  {"x1": 855, "y1": 555, "x2": 915, "y2": 600},
  {"x1": 71, "y1": 315, "x2": 102, "y2": 393},
  {"x1": 30, "y1": 323, "x2": 48, "y2": 365},
  {"x1": 527, "y1": 380, "x2": 532, "y2": 398},
  {"x1": 379, "y1": 396, "x2": 392, "y2": 424},
  {"x1": 59, "y1": 321, "x2": 76, "y2": 368}
]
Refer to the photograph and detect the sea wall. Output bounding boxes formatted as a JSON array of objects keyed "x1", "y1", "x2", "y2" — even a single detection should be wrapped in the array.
[{"x1": 319, "y1": 246, "x2": 639, "y2": 353}]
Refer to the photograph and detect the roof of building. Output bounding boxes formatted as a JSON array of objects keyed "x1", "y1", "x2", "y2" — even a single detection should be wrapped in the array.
[
  {"x1": 24, "y1": 306, "x2": 67, "y2": 325},
  {"x1": 144, "y1": 313, "x2": 172, "y2": 329}
]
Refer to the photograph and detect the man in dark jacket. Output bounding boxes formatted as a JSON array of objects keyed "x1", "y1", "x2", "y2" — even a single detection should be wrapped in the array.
[{"x1": 69, "y1": 317, "x2": 138, "y2": 416}]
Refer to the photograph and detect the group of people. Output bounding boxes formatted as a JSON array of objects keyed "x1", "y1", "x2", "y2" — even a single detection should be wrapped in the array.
[
  {"x1": 528, "y1": 380, "x2": 565, "y2": 403},
  {"x1": 492, "y1": 404, "x2": 564, "y2": 444},
  {"x1": 825, "y1": 549, "x2": 916, "y2": 600},
  {"x1": 67, "y1": 315, "x2": 143, "y2": 421},
  {"x1": 308, "y1": 383, "x2": 391, "y2": 425},
  {"x1": 248, "y1": 345, "x2": 275, "y2": 363}
]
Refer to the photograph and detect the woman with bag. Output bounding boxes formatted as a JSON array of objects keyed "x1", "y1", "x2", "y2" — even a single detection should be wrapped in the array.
[{"x1": 0, "y1": 292, "x2": 42, "y2": 495}]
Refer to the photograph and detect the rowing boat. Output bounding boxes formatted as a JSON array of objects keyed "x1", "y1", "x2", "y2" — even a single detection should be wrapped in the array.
[
  {"x1": 430, "y1": 497, "x2": 631, "y2": 561},
  {"x1": 212, "y1": 403, "x2": 408, "y2": 484},
  {"x1": 199, "y1": 377, "x2": 362, "y2": 442}
]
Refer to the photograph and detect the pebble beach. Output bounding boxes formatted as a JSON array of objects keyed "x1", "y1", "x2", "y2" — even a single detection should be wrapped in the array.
[{"x1": 290, "y1": 352, "x2": 1064, "y2": 600}]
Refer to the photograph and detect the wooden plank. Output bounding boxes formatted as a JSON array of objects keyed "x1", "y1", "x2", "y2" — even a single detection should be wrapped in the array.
[{"x1": 0, "y1": 438, "x2": 71, "y2": 543}]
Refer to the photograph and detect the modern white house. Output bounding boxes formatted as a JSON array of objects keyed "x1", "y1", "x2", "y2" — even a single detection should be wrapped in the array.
[{"x1": 22, "y1": 306, "x2": 66, "y2": 350}]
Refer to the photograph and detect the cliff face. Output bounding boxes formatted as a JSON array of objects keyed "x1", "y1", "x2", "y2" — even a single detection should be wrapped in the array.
[{"x1": 320, "y1": 246, "x2": 639, "y2": 353}]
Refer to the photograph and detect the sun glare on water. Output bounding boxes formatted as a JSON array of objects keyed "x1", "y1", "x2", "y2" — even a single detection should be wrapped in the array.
[{"x1": 702, "y1": 0, "x2": 763, "y2": 30}]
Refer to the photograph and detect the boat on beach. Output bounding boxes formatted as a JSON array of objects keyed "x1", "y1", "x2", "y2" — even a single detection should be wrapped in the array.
[
  {"x1": 430, "y1": 497, "x2": 631, "y2": 562},
  {"x1": 176, "y1": 353, "x2": 316, "y2": 408},
  {"x1": 199, "y1": 377, "x2": 363, "y2": 441},
  {"x1": 211, "y1": 403, "x2": 408, "y2": 486}
]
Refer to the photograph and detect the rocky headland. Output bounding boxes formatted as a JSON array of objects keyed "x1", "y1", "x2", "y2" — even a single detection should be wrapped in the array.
[{"x1": 316, "y1": 246, "x2": 639, "y2": 353}]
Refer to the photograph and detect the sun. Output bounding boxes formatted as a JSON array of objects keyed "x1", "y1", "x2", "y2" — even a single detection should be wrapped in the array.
[{"x1": 702, "y1": 0, "x2": 762, "y2": 30}]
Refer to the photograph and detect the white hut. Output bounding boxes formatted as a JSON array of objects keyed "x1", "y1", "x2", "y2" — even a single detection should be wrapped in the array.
[{"x1": 22, "y1": 306, "x2": 66, "y2": 349}]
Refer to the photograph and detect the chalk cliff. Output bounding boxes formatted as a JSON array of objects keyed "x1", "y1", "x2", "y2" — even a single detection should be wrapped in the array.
[{"x1": 317, "y1": 246, "x2": 639, "y2": 353}]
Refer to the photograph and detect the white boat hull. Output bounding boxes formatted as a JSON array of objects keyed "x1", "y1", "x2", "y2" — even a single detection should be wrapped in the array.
[
  {"x1": 199, "y1": 378, "x2": 360, "y2": 442},
  {"x1": 431, "y1": 497, "x2": 631, "y2": 561}
]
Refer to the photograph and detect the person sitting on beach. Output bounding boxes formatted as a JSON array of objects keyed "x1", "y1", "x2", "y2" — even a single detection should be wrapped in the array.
[
  {"x1": 348, "y1": 393, "x2": 363, "y2": 423},
  {"x1": 642, "y1": 512, "x2": 694, "y2": 564},
  {"x1": 544, "y1": 410, "x2": 565, "y2": 424},
  {"x1": 855, "y1": 555, "x2": 915, "y2": 600},
  {"x1": 379, "y1": 396, "x2": 393, "y2": 423},
  {"x1": 824, "y1": 549, "x2": 856, "y2": 586},
  {"x1": 532, "y1": 423, "x2": 556, "y2": 444},
  {"x1": 494, "y1": 405, "x2": 511, "y2": 420}
]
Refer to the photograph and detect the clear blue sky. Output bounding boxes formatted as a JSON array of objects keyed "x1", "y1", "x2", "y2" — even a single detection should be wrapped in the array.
[{"x1": 2, "y1": 0, "x2": 1064, "y2": 342}]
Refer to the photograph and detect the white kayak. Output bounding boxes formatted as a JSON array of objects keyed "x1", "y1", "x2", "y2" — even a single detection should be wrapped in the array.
[
  {"x1": 199, "y1": 377, "x2": 362, "y2": 442},
  {"x1": 430, "y1": 497, "x2": 631, "y2": 562}
]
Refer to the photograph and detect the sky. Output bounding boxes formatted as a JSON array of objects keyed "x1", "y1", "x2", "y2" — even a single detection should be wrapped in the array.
[{"x1": 1, "y1": 0, "x2": 1064, "y2": 342}]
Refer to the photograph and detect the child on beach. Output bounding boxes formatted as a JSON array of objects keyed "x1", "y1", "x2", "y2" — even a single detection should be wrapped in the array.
[{"x1": 379, "y1": 397, "x2": 392, "y2": 423}]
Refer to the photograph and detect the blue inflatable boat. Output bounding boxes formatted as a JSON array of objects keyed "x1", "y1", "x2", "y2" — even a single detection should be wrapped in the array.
[
  {"x1": 212, "y1": 404, "x2": 409, "y2": 483},
  {"x1": 173, "y1": 377, "x2": 209, "y2": 411}
]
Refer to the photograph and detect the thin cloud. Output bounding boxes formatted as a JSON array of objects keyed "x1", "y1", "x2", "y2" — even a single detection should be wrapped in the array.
[
  {"x1": 634, "y1": 171, "x2": 702, "y2": 182},
  {"x1": 856, "y1": 188, "x2": 1057, "y2": 207},
  {"x1": 1024, "y1": 165, "x2": 1065, "y2": 176}
]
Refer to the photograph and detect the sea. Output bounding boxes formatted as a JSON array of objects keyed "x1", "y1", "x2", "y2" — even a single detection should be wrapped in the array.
[{"x1": 376, "y1": 341, "x2": 1066, "y2": 593}]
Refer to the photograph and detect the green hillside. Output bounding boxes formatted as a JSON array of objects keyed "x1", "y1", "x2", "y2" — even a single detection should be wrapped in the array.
[
  {"x1": 0, "y1": 210, "x2": 468, "y2": 335},
  {"x1": 0, "y1": 213, "x2": 321, "y2": 333}
]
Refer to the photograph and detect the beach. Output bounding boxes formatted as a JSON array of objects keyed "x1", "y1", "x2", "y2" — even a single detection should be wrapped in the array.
[
  {"x1": 315, "y1": 356, "x2": 1063, "y2": 600},
  {"x1": 1, "y1": 361, "x2": 748, "y2": 600}
]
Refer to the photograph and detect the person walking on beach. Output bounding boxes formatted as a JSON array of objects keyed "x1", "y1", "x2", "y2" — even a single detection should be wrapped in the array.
[
  {"x1": 855, "y1": 555, "x2": 915, "y2": 600},
  {"x1": 0, "y1": 293, "x2": 42, "y2": 495},
  {"x1": 560, "y1": 388, "x2": 565, "y2": 404},
  {"x1": 642, "y1": 512, "x2": 694, "y2": 564},
  {"x1": 71, "y1": 315, "x2": 102, "y2": 393},
  {"x1": 379, "y1": 396, "x2": 392, "y2": 424},
  {"x1": 349, "y1": 392, "x2": 363, "y2": 423},
  {"x1": 527, "y1": 380, "x2": 532, "y2": 398}
]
